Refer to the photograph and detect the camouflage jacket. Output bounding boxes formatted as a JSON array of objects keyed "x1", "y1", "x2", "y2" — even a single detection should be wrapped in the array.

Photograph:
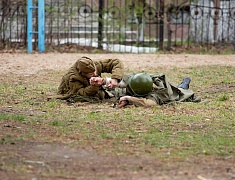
[
  {"x1": 57, "y1": 58, "x2": 124, "y2": 100},
  {"x1": 117, "y1": 73, "x2": 195, "y2": 107}
]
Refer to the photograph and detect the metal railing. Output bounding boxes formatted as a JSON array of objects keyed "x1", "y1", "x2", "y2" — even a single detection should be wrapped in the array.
[{"x1": 0, "y1": 0, "x2": 235, "y2": 53}]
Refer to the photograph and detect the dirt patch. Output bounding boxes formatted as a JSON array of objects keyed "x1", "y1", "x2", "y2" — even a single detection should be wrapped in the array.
[
  {"x1": 205, "y1": 83, "x2": 235, "y2": 93},
  {"x1": 0, "y1": 140, "x2": 234, "y2": 180},
  {"x1": 0, "y1": 53, "x2": 235, "y2": 76}
]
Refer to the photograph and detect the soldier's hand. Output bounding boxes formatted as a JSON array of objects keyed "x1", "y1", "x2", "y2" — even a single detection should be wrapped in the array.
[
  {"x1": 90, "y1": 77, "x2": 104, "y2": 86},
  {"x1": 118, "y1": 96, "x2": 130, "y2": 108},
  {"x1": 119, "y1": 96, "x2": 131, "y2": 102}
]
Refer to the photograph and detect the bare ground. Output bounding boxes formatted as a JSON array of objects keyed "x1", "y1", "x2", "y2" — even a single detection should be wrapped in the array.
[
  {"x1": 1, "y1": 53, "x2": 235, "y2": 75},
  {"x1": 0, "y1": 53, "x2": 235, "y2": 180}
]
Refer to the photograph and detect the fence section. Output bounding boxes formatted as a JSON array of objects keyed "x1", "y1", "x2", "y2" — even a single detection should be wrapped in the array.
[
  {"x1": 0, "y1": 0, "x2": 27, "y2": 49},
  {"x1": 43, "y1": 0, "x2": 164, "y2": 53},
  {"x1": 0, "y1": 0, "x2": 235, "y2": 53}
]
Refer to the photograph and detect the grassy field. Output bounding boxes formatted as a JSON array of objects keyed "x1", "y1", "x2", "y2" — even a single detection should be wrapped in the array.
[{"x1": 0, "y1": 64, "x2": 234, "y2": 179}]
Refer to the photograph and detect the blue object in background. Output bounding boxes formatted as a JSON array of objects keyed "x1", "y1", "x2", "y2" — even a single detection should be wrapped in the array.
[
  {"x1": 27, "y1": 0, "x2": 45, "y2": 53},
  {"x1": 38, "y1": 0, "x2": 45, "y2": 53}
]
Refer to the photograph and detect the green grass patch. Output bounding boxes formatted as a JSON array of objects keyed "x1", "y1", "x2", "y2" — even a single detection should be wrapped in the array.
[
  {"x1": 0, "y1": 113, "x2": 26, "y2": 121},
  {"x1": 0, "y1": 65, "x2": 234, "y2": 159}
]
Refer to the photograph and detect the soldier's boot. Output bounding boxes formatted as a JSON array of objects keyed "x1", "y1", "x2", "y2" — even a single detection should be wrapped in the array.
[{"x1": 177, "y1": 77, "x2": 191, "y2": 90}]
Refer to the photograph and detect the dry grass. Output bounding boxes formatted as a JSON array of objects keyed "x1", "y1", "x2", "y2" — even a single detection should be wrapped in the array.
[{"x1": 0, "y1": 63, "x2": 234, "y2": 179}]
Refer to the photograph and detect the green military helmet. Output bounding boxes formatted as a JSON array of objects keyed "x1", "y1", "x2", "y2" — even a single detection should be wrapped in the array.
[{"x1": 128, "y1": 73, "x2": 153, "y2": 96}]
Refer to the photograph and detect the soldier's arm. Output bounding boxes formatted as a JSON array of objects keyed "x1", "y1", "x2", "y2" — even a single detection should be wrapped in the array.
[
  {"x1": 68, "y1": 80, "x2": 100, "y2": 97},
  {"x1": 121, "y1": 96, "x2": 156, "y2": 107},
  {"x1": 97, "y1": 59, "x2": 124, "y2": 81}
]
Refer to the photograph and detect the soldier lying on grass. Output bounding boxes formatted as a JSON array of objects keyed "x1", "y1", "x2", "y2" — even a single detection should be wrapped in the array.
[
  {"x1": 49, "y1": 56, "x2": 200, "y2": 107},
  {"x1": 51, "y1": 56, "x2": 124, "y2": 101},
  {"x1": 115, "y1": 73, "x2": 201, "y2": 108}
]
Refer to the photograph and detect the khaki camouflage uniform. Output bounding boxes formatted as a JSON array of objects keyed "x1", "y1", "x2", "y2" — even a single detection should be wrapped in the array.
[
  {"x1": 57, "y1": 58, "x2": 124, "y2": 100},
  {"x1": 117, "y1": 73, "x2": 196, "y2": 107}
]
